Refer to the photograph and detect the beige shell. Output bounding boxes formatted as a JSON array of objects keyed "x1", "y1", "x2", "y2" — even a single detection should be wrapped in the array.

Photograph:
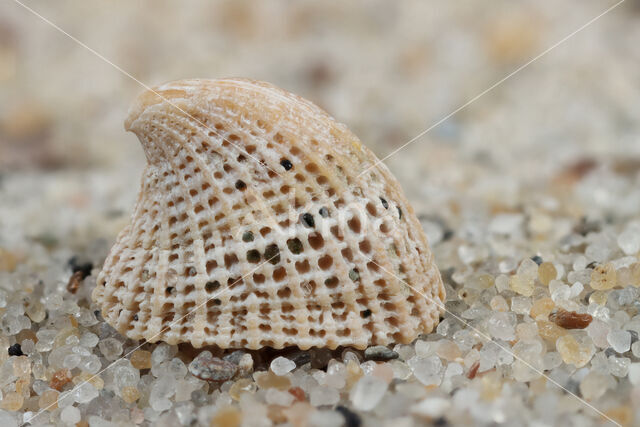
[{"x1": 93, "y1": 78, "x2": 445, "y2": 350}]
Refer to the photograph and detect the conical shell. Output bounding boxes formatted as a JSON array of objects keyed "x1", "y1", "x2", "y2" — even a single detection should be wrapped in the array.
[{"x1": 93, "y1": 78, "x2": 445, "y2": 350}]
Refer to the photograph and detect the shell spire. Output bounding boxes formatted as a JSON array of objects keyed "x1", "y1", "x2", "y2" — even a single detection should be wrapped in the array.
[{"x1": 93, "y1": 78, "x2": 445, "y2": 350}]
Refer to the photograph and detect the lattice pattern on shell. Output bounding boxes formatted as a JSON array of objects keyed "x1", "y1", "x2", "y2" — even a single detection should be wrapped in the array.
[{"x1": 93, "y1": 78, "x2": 445, "y2": 350}]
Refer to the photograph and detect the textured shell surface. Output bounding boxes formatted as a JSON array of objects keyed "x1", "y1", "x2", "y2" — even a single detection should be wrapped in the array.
[{"x1": 93, "y1": 78, "x2": 445, "y2": 350}]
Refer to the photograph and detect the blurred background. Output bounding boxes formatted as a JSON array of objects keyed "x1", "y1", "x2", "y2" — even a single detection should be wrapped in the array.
[
  {"x1": 1, "y1": 0, "x2": 639, "y2": 250},
  {"x1": 2, "y1": 3, "x2": 640, "y2": 424}
]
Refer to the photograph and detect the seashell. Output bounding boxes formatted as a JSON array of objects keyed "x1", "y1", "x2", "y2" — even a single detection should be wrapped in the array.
[{"x1": 92, "y1": 78, "x2": 445, "y2": 350}]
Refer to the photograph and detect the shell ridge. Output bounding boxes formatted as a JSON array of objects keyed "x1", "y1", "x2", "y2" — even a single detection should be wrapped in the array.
[
  {"x1": 152, "y1": 119, "x2": 223, "y2": 345},
  {"x1": 362, "y1": 222, "x2": 393, "y2": 341},
  {"x1": 383, "y1": 216, "x2": 420, "y2": 340},
  {"x1": 276, "y1": 230, "x2": 312, "y2": 349},
  {"x1": 142, "y1": 141, "x2": 181, "y2": 342},
  {"x1": 150, "y1": 111, "x2": 253, "y2": 346},
  {"x1": 338, "y1": 146, "x2": 434, "y2": 341},
  {"x1": 153, "y1": 112, "x2": 281, "y2": 348},
  {"x1": 156, "y1": 104, "x2": 358, "y2": 349},
  {"x1": 163, "y1": 106, "x2": 278, "y2": 188},
  {"x1": 283, "y1": 128, "x2": 355, "y2": 349},
  {"x1": 312, "y1": 134, "x2": 404, "y2": 343},
  {"x1": 152, "y1": 113, "x2": 230, "y2": 347},
  {"x1": 165, "y1": 113, "x2": 266, "y2": 349},
  {"x1": 299, "y1": 124, "x2": 387, "y2": 347},
  {"x1": 321, "y1": 219, "x2": 366, "y2": 348},
  {"x1": 295, "y1": 134, "x2": 372, "y2": 348},
  {"x1": 400, "y1": 229, "x2": 438, "y2": 333},
  {"x1": 190, "y1": 237, "x2": 208, "y2": 347},
  {"x1": 336, "y1": 188, "x2": 403, "y2": 344},
  {"x1": 146, "y1": 163, "x2": 172, "y2": 341},
  {"x1": 211, "y1": 79, "x2": 331, "y2": 124},
  {"x1": 126, "y1": 172, "x2": 164, "y2": 332},
  {"x1": 149, "y1": 248, "x2": 169, "y2": 341}
]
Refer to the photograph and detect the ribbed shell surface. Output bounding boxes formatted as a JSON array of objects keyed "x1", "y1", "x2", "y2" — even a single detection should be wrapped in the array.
[{"x1": 92, "y1": 78, "x2": 445, "y2": 350}]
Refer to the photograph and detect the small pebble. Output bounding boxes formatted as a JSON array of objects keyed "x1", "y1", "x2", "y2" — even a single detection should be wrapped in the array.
[
  {"x1": 556, "y1": 334, "x2": 595, "y2": 367},
  {"x1": 538, "y1": 262, "x2": 557, "y2": 286},
  {"x1": 608, "y1": 355, "x2": 630, "y2": 377},
  {"x1": 66, "y1": 271, "x2": 83, "y2": 294},
  {"x1": 13, "y1": 356, "x2": 30, "y2": 377},
  {"x1": 8, "y1": 343, "x2": 23, "y2": 356},
  {"x1": 289, "y1": 350, "x2": 312, "y2": 367},
  {"x1": 488, "y1": 312, "x2": 516, "y2": 341},
  {"x1": 68, "y1": 256, "x2": 93, "y2": 278},
  {"x1": 408, "y1": 355, "x2": 443, "y2": 386},
  {"x1": 222, "y1": 350, "x2": 245, "y2": 365},
  {"x1": 270, "y1": 356, "x2": 296, "y2": 376},
  {"x1": 467, "y1": 361, "x2": 480, "y2": 379},
  {"x1": 0, "y1": 393, "x2": 23, "y2": 411},
  {"x1": 537, "y1": 320, "x2": 567, "y2": 342},
  {"x1": 121, "y1": 386, "x2": 140, "y2": 403},
  {"x1": 50, "y1": 368, "x2": 72, "y2": 391},
  {"x1": 60, "y1": 405, "x2": 81, "y2": 424},
  {"x1": 591, "y1": 263, "x2": 617, "y2": 290},
  {"x1": 38, "y1": 389, "x2": 59, "y2": 410},
  {"x1": 130, "y1": 350, "x2": 152, "y2": 370},
  {"x1": 490, "y1": 295, "x2": 509, "y2": 312},
  {"x1": 530, "y1": 297, "x2": 555, "y2": 320},
  {"x1": 549, "y1": 309, "x2": 593, "y2": 329},
  {"x1": 509, "y1": 273, "x2": 535, "y2": 297},
  {"x1": 73, "y1": 382, "x2": 98, "y2": 404},
  {"x1": 254, "y1": 370, "x2": 291, "y2": 390},
  {"x1": 237, "y1": 353, "x2": 254, "y2": 376},
  {"x1": 607, "y1": 330, "x2": 632, "y2": 353},
  {"x1": 364, "y1": 345, "x2": 399, "y2": 361},
  {"x1": 188, "y1": 351, "x2": 237, "y2": 382},
  {"x1": 98, "y1": 338, "x2": 123, "y2": 361},
  {"x1": 350, "y1": 375, "x2": 388, "y2": 411},
  {"x1": 229, "y1": 378, "x2": 257, "y2": 400}
]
